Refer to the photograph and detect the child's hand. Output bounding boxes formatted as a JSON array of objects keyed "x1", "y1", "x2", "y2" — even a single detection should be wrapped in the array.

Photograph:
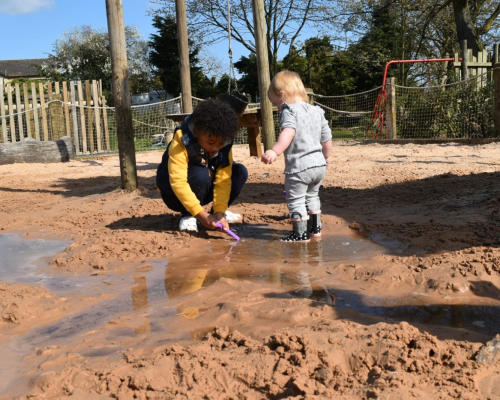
[
  {"x1": 213, "y1": 212, "x2": 229, "y2": 230},
  {"x1": 196, "y1": 211, "x2": 228, "y2": 231},
  {"x1": 196, "y1": 211, "x2": 216, "y2": 230},
  {"x1": 261, "y1": 150, "x2": 277, "y2": 164}
]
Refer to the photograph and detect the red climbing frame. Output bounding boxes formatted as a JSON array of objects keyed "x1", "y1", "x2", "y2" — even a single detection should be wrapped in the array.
[{"x1": 370, "y1": 57, "x2": 458, "y2": 139}]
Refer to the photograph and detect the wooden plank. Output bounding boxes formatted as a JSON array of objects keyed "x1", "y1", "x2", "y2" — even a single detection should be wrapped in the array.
[
  {"x1": 31, "y1": 82, "x2": 40, "y2": 140},
  {"x1": 54, "y1": 81, "x2": 60, "y2": 95},
  {"x1": 85, "y1": 80, "x2": 94, "y2": 152},
  {"x1": 15, "y1": 83, "x2": 24, "y2": 139},
  {"x1": 92, "y1": 80, "x2": 102, "y2": 152},
  {"x1": 77, "y1": 81, "x2": 88, "y2": 153},
  {"x1": 47, "y1": 81, "x2": 53, "y2": 97},
  {"x1": 385, "y1": 77, "x2": 397, "y2": 139},
  {"x1": 0, "y1": 82, "x2": 7, "y2": 143},
  {"x1": 48, "y1": 92, "x2": 65, "y2": 140},
  {"x1": 101, "y1": 95, "x2": 110, "y2": 151},
  {"x1": 494, "y1": 65, "x2": 500, "y2": 136},
  {"x1": 247, "y1": 127, "x2": 262, "y2": 158},
  {"x1": 23, "y1": 83, "x2": 32, "y2": 138},
  {"x1": 62, "y1": 81, "x2": 71, "y2": 138},
  {"x1": 69, "y1": 81, "x2": 80, "y2": 155},
  {"x1": 7, "y1": 84, "x2": 16, "y2": 142},
  {"x1": 39, "y1": 82, "x2": 49, "y2": 141}
]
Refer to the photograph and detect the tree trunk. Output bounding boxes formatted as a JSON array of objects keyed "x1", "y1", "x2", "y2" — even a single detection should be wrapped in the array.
[
  {"x1": 452, "y1": 0, "x2": 483, "y2": 55},
  {"x1": 0, "y1": 137, "x2": 75, "y2": 165}
]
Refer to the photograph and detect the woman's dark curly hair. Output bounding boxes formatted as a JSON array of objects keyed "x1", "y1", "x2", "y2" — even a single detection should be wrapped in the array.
[{"x1": 191, "y1": 98, "x2": 239, "y2": 141}]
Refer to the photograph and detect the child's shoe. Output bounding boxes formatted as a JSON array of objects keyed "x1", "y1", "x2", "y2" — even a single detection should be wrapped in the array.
[
  {"x1": 281, "y1": 219, "x2": 310, "y2": 242},
  {"x1": 179, "y1": 216, "x2": 198, "y2": 232},
  {"x1": 307, "y1": 212, "x2": 322, "y2": 237}
]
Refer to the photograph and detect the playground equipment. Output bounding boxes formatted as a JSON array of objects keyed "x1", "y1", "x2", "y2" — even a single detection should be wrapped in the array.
[
  {"x1": 216, "y1": 0, "x2": 249, "y2": 116},
  {"x1": 370, "y1": 57, "x2": 458, "y2": 139}
]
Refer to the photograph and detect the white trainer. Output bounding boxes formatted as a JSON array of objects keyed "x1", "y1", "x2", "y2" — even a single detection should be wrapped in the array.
[
  {"x1": 179, "y1": 216, "x2": 198, "y2": 232},
  {"x1": 224, "y1": 210, "x2": 241, "y2": 223}
]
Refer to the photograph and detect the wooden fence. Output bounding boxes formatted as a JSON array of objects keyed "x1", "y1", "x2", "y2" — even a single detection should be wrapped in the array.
[
  {"x1": 453, "y1": 42, "x2": 499, "y2": 84},
  {"x1": 0, "y1": 79, "x2": 110, "y2": 155}
]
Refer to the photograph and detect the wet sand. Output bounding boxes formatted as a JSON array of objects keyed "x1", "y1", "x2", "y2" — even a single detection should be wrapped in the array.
[{"x1": 1, "y1": 142, "x2": 500, "y2": 399}]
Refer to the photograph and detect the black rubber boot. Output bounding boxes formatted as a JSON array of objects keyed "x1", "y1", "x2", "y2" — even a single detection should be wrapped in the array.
[
  {"x1": 307, "y1": 213, "x2": 322, "y2": 237},
  {"x1": 281, "y1": 219, "x2": 310, "y2": 242}
]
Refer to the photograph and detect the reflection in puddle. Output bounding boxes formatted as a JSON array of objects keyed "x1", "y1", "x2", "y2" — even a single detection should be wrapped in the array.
[
  {"x1": 0, "y1": 233, "x2": 114, "y2": 293},
  {"x1": 0, "y1": 234, "x2": 71, "y2": 288},
  {"x1": 3, "y1": 223, "x2": 500, "y2": 397},
  {"x1": 330, "y1": 289, "x2": 500, "y2": 336}
]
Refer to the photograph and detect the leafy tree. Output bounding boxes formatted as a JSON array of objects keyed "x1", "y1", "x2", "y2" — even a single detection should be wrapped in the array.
[
  {"x1": 150, "y1": 0, "x2": 342, "y2": 76},
  {"x1": 234, "y1": 53, "x2": 259, "y2": 101},
  {"x1": 149, "y1": 14, "x2": 218, "y2": 99},
  {"x1": 39, "y1": 25, "x2": 151, "y2": 101}
]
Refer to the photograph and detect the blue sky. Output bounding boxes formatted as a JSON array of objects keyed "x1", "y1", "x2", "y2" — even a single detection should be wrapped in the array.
[{"x1": 0, "y1": 0, "x2": 246, "y2": 72}]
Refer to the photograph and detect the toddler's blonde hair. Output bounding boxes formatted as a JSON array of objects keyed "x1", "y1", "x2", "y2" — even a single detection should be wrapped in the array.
[{"x1": 268, "y1": 70, "x2": 309, "y2": 103}]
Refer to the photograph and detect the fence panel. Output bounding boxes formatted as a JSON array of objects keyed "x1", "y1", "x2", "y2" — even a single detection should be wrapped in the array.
[{"x1": 1, "y1": 80, "x2": 110, "y2": 151}]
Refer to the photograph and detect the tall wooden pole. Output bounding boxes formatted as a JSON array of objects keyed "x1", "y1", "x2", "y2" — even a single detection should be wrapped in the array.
[
  {"x1": 251, "y1": 0, "x2": 275, "y2": 151},
  {"x1": 106, "y1": 0, "x2": 138, "y2": 191},
  {"x1": 176, "y1": 0, "x2": 193, "y2": 113}
]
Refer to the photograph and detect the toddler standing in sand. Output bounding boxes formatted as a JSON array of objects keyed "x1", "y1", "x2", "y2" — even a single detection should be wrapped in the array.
[{"x1": 261, "y1": 71, "x2": 332, "y2": 242}]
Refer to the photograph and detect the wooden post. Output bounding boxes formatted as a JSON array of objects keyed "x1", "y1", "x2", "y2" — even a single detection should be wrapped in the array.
[
  {"x1": 106, "y1": 0, "x2": 138, "y2": 191},
  {"x1": 92, "y1": 80, "x2": 102, "y2": 152},
  {"x1": 494, "y1": 61, "x2": 500, "y2": 137},
  {"x1": 85, "y1": 80, "x2": 95, "y2": 152},
  {"x1": 176, "y1": 0, "x2": 193, "y2": 113},
  {"x1": 462, "y1": 40, "x2": 469, "y2": 80},
  {"x1": 23, "y1": 83, "x2": 32, "y2": 138},
  {"x1": 70, "y1": 81, "x2": 80, "y2": 154},
  {"x1": 252, "y1": 0, "x2": 275, "y2": 151},
  {"x1": 0, "y1": 82, "x2": 7, "y2": 143},
  {"x1": 385, "y1": 77, "x2": 397, "y2": 139},
  {"x1": 62, "y1": 81, "x2": 71, "y2": 137},
  {"x1": 101, "y1": 95, "x2": 110, "y2": 151},
  {"x1": 15, "y1": 83, "x2": 24, "y2": 140},
  {"x1": 7, "y1": 84, "x2": 15, "y2": 142},
  {"x1": 39, "y1": 83, "x2": 49, "y2": 141},
  {"x1": 31, "y1": 82, "x2": 40, "y2": 140},
  {"x1": 77, "y1": 81, "x2": 88, "y2": 153}
]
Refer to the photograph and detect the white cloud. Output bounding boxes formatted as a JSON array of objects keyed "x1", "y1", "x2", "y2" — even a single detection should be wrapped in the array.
[{"x1": 0, "y1": 0, "x2": 55, "y2": 15}]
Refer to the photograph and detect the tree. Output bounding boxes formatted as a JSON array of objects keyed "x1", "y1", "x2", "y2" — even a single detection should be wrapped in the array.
[
  {"x1": 451, "y1": 0, "x2": 500, "y2": 54},
  {"x1": 234, "y1": 53, "x2": 260, "y2": 101},
  {"x1": 150, "y1": 0, "x2": 342, "y2": 76},
  {"x1": 336, "y1": 0, "x2": 500, "y2": 58},
  {"x1": 39, "y1": 25, "x2": 151, "y2": 100},
  {"x1": 149, "y1": 14, "x2": 218, "y2": 99}
]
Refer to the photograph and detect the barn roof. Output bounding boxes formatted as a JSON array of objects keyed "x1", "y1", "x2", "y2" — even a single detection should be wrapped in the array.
[{"x1": 0, "y1": 58, "x2": 49, "y2": 78}]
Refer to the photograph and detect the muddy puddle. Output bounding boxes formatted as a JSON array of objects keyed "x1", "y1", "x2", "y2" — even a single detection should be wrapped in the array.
[{"x1": 1, "y1": 225, "x2": 499, "y2": 396}]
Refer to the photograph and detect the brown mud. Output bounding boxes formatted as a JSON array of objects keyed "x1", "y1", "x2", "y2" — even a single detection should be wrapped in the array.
[{"x1": 1, "y1": 142, "x2": 500, "y2": 399}]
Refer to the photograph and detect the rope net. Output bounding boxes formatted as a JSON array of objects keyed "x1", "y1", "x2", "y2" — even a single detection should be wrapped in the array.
[
  {"x1": 391, "y1": 73, "x2": 494, "y2": 139},
  {"x1": 1, "y1": 71, "x2": 498, "y2": 156},
  {"x1": 312, "y1": 88, "x2": 382, "y2": 140}
]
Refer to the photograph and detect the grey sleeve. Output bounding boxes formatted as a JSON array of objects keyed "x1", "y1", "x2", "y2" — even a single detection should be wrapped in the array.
[
  {"x1": 319, "y1": 108, "x2": 332, "y2": 142},
  {"x1": 280, "y1": 105, "x2": 296, "y2": 130}
]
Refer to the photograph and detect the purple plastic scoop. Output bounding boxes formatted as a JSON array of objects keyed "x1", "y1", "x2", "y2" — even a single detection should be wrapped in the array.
[{"x1": 215, "y1": 222, "x2": 240, "y2": 241}]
